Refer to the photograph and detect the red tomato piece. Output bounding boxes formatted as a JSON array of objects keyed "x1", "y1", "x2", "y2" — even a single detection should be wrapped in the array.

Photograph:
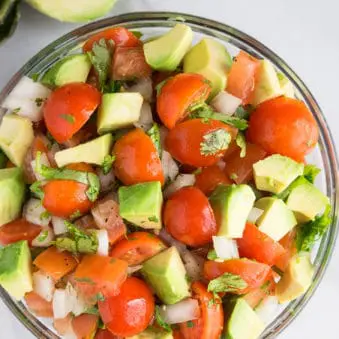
[
  {"x1": 0, "y1": 219, "x2": 41, "y2": 245},
  {"x1": 166, "y1": 119, "x2": 238, "y2": 167},
  {"x1": 98, "y1": 277, "x2": 155, "y2": 337},
  {"x1": 237, "y1": 223, "x2": 287, "y2": 266},
  {"x1": 164, "y1": 186, "x2": 217, "y2": 247},
  {"x1": 72, "y1": 314, "x2": 99, "y2": 339},
  {"x1": 179, "y1": 282, "x2": 224, "y2": 339},
  {"x1": 110, "y1": 232, "x2": 167, "y2": 265},
  {"x1": 247, "y1": 97, "x2": 319, "y2": 161},
  {"x1": 226, "y1": 51, "x2": 260, "y2": 104},
  {"x1": 73, "y1": 255, "x2": 128, "y2": 299},
  {"x1": 83, "y1": 27, "x2": 141, "y2": 52},
  {"x1": 54, "y1": 315, "x2": 73, "y2": 336},
  {"x1": 203, "y1": 259, "x2": 272, "y2": 294},
  {"x1": 157, "y1": 73, "x2": 212, "y2": 129},
  {"x1": 95, "y1": 329, "x2": 122, "y2": 339},
  {"x1": 194, "y1": 164, "x2": 232, "y2": 195},
  {"x1": 113, "y1": 128, "x2": 164, "y2": 185},
  {"x1": 275, "y1": 229, "x2": 297, "y2": 271},
  {"x1": 43, "y1": 83, "x2": 101, "y2": 143},
  {"x1": 223, "y1": 140, "x2": 241, "y2": 161},
  {"x1": 25, "y1": 292, "x2": 53, "y2": 318}
]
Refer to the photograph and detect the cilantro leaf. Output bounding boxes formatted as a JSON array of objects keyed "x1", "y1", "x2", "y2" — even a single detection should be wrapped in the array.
[
  {"x1": 200, "y1": 129, "x2": 231, "y2": 156},
  {"x1": 186, "y1": 321, "x2": 194, "y2": 328},
  {"x1": 235, "y1": 132, "x2": 246, "y2": 158},
  {"x1": 104, "y1": 80, "x2": 123, "y2": 93},
  {"x1": 131, "y1": 30, "x2": 143, "y2": 39},
  {"x1": 148, "y1": 216, "x2": 159, "y2": 223},
  {"x1": 275, "y1": 176, "x2": 309, "y2": 200},
  {"x1": 37, "y1": 230, "x2": 49, "y2": 242},
  {"x1": 234, "y1": 105, "x2": 251, "y2": 119},
  {"x1": 101, "y1": 154, "x2": 116, "y2": 175},
  {"x1": 85, "y1": 306, "x2": 100, "y2": 315},
  {"x1": 35, "y1": 97, "x2": 44, "y2": 107},
  {"x1": 30, "y1": 181, "x2": 44, "y2": 199},
  {"x1": 303, "y1": 164, "x2": 321, "y2": 184},
  {"x1": 207, "y1": 249, "x2": 218, "y2": 260},
  {"x1": 208, "y1": 273, "x2": 248, "y2": 294},
  {"x1": 155, "y1": 306, "x2": 172, "y2": 332},
  {"x1": 31, "y1": 73, "x2": 40, "y2": 82},
  {"x1": 60, "y1": 114, "x2": 75, "y2": 124},
  {"x1": 147, "y1": 123, "x2": 162, "y2": 156}
]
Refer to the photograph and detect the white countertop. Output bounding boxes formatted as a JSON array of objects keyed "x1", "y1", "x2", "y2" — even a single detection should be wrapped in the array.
[{"x1": 0, "y1": 0, "x2": 338, "y2": 338}]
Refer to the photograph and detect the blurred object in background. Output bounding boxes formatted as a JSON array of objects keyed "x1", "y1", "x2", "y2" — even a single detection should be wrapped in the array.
[{"x1": 0, "y1": 0, "x2": 20, "y2": 43}]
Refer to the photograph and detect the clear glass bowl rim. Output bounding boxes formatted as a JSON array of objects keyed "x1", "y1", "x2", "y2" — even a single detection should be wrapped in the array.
[{"x1": 0, "y1": 11, "x2": 338, "y2": 339}]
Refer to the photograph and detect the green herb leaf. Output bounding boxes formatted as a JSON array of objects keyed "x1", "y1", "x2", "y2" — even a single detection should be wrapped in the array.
[
  {"x1": 186, "y1": 321, "x2": 194, "y2": 328},
  {"x1": 200, "y1": 129, "x2": 231, "y2": 156},
  {"x1": 155, "y1": 79, "x2": 168, "y2": 96},
  {"x1": 35, "y1": 97, "x2": 44, "y2": 107},
  {"x1": 12, "y1": 107, "x2": 20, "y2": 114},
  {"x1": 31, "y1": 73, "x2": 40, "y2": 82},
  {"x1": 74, "y1": 277, "x2": 95, "y2": 285},
  {"x1": 234, "y1": 105, "x2": 251, "y2": 120},
  {"x1": 230, "y1": 173, "x2": 238, "y2": 181},
  {"x1": 148, "y1": 216, "x2": 159, "y2": 223},
  {"x1": 95, "y1": 292, "x2": 105, "y2": 302},
  {"x1": 235, "y1": 132, "x2": 246, "y2": 158},
  {"x1": 303, "y1": 164, "x2": 321, "y2": 184},
  {"x1": 208, "y1": 273, "x2": 248, "y2": 294},
  {"x1": 104, "y1": 80, "x2": 123, "y2": 93},
  {"x1": 60, "y1": 114, "x2": 75, "y2": 124},
  {"x1": 131, "y1": 30, "x2": 143, "y2": 39},
  {"x1": 101, "y1": 154, "x2": 116, "y2": 175},
  {"x1": 70, "y1": 210, "x2": 82, "y2": 220},
  {"x1": 147, "y1": 123, "x2": 162, "y2": 156},
  {"x1": 207, "y1": 249, "x2": 218, "y2": 260},
  {"x1": 85, "y1": 306, "x2": 100, "y2": 315},
  {"x1": 275, "y1": 176, "x2": 309, "y2": 200},
  {"x1": 37, "y1": 230, "x2": 49, "y2": 242},
  {"x1": 86, "y1": 173, "x2": 100, "y2": 202},
  {"x1": 155, "y1": 306, "x2": 172, "y2": 332},
  {"x1": 30, "y1": 181, "x2": 44, "y2": 199},
  {"x1": 40, "y1": 211, "x2": 50, "y2": 221}
]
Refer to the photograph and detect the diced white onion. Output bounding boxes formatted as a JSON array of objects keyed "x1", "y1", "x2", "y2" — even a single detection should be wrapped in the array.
[
  {"x1": 210, "y1": 91, "x2": 242, "y2": 116},
  {"x1": 23, "y1": 198, "x2": 51, "y2": 227},
  {"x1": 213, "y1": 236, "x2": 239, "y2": 260},
  {"x1": 181, "y1": 251, "x2": 204, "y2": 282},
  {"x1": 255, "y1": 296, "x2": 280, "y2": 325},
  {"x1": 32, "y1": 271, "x2": 55, "y2": 302},
  {"x1": 127, "y1": 265, "x2": 143, "y2": 275},
  {"x1": 164, "y1": 174, "x2": 196, "y2": 199},
  {"x1": 52, "y1": 216, "x2": 68, "y2": 235},
  {"x1": 247, "y1": 207, "x2": 264, "y2": 224},
  {"x1": 159, "y1": 229, "x2": 187, "y2": 254},
  {"x1": 97, "y1": 167, "x2": 116, "y2": 192},
  {"x1": 162, "y1": 151, "x2": 179, "y2": 183},
  {"x1": 127, "y1": 78, "x2": 153, "y2": 102},
  {"x1": 2, "y1": 76, "x2": 51, "y2": 122},
  {"x1": 158, "y1": 298, "x2": 200, "y2": 324},
  {"x1": 31, "y1": 152, "x2": 50, "y2": 181},
  {"x1": 32, "y1": 227, "x2": 55, "y2": 247},
  {"x1": 93, "y1": 229, "x2": 109, "y2": 256},
  {"x1": 133, "y1": 102, "x2": 153, "y2": 131},
  {"x1": 53, "y1": 289, "x2": 73, "y2": 319}
]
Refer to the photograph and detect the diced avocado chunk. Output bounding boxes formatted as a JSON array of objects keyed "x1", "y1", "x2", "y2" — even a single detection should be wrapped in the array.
[
  {"x1": 0, "y1": 167, "x2": 25, "y2": 226},
  {"x1": 0, "y1": 114, "x2": 34, "y2": 166},
  {"x1": 251, "y1": 59, "x2": 283, "y2": 106},
  {"x1": 119, "y1": 181, "x2": 162, "y2": 229},
  {"x1": 42, "y1": 54, "x2": 91, "y2": 87},
  {"x1": 276, "y1": 253, "x2": 314, "y2": 303},
  {"x1": 286, "y1": 181, "x2": 329, "y2": 223},
  {"x1": 0, "y1": 241, "x2": 33, "y2": 300},
  {"x1": 142, "y1": 247, "x2": 190, "y2": 304},
  {"x1": 223, "y1": 299, "x2": 265, "y2": 339},
  {"x1": 209, "y1": 184, "x2": 255, "y2": 238},
  {"x1": 277, "y1": 73, "x2": 295, "y2": 98},
  {"x1": 183, "y1": 38, "x2": 232, "y2": 97},
  {"x1": 97, "y1": 93, "x2": 143, "y2": 134},
  {"x1": 55, "y1": 134, "x2": 113, "y2": 167},
  {"x1": 255, "y1": 197, "x2": 297, "y2": 241},
  {"x1": 253, "y1": 154, "x2": 304, "y2": 194},
  {"x1": 127, "y1": 328, "x2": 173, "y2": 339},
  {"x1": 143, "y1": 24, "x2": 193, "y2": 71}
]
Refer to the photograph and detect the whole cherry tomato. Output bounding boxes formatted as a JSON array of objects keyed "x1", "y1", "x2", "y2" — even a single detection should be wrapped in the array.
[
  {"x1": 247, "y1": 97, "x2": 319, "y2": 162},
  {"x1": 164, "y1": 186, "x2": 217, "y2": 247}
]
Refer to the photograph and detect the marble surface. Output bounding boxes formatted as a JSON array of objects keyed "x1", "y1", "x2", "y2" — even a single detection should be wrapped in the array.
[{"x1": 0, "y1": 0, "x2": 338, "y2": 338}]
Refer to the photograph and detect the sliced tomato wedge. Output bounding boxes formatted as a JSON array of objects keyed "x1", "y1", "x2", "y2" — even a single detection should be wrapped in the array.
[
  {"x1": 95, "y1": 329, "x2": 122, "y2": 339},
  {"x1": 25, "y1": 291, "x2": 53, "y2": 318},
  {"x1": 72, "y1": 314, "x2": 99, "y2": 339},
  {"x1": 275, "y1": 229, "x2": 297, "y2": 271}
]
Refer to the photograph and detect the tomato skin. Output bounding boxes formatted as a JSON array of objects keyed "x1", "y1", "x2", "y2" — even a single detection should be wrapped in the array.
[
  {"x1": 43, "y1": 83, "x2": 101, "y2": 143},
  {"x1": 25, "y1": 291, "x2": 53, "y2": 318},
  {"x1": 113, "y1": 128, "x2": 164, "y2": 185},
  {"x1": 275, "y1": 229, "x2": 297, "y2": 271},
  {"x1": 0, "y1": 219, "x2": 41, "y2": 245},
  {"x1": 95, "y1": 329, "x2": 122, "y2": 339},
  {"x1": 72, "y1": 314, "x2": 99, "y2": 339},
  {"x1": 195, "y1": 164, "x2": 232, "y2": 195},
  {"x1": 226, "y1": 51, "x2": 260, "y2": 104},
  {"x1": 164, "y1": 186, "x2": 217, "y2": 247},
  {"x1": 166, "y1": 119, "x2": 238, "y2": 167},
  {"x1": 157, "y1": 73, "x2": 212, "y2": 129},
  {"x1": 203, "y1": 259, "x2": 272, "y2": 294},
  {"x1": 83, "y1": 27, "x2": 141, "y2": 52},
  {"x1": 98, "y1": 277, "x2": 155, "y2": 337},
  {"x1": 247, "y1": 97, "x2": 319, "y2": 161},
  {"x1": 110, "y1": 232, "x2": 167, "y2": 265},
  {"x1": 237, "y1": 223, "x2": 286, "y2": 266},
  {"x1": 180, "y1": 282, "x2": 224, "y2": 339}
]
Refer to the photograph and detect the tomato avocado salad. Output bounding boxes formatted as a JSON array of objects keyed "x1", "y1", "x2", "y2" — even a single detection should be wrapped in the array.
[{"x1": 0, "y1": 24, "x2": 331, "y2": 339}]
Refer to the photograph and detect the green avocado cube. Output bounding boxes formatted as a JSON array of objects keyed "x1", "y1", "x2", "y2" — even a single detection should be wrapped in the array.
[
  {"x1": 55, "y1": 134, "x2": 113, "y2": 167},
  {"x1": 127, "y1": 328, "x2": 173, "y2": 339},
  {"x1": 119, "y1": 181, "x2": 163, "y2": 229},
  {"x1": 0, "y1": 167, "x2": 25, "y2": 226},
  {"x1": 141, "y1": 247, "x2": 190, "y2": 304},
  {"x1": 253, "y1": 154, "x2": 304, "y2": 194},
  {"x1": 277, "y1": 72, "x2": 295, "y2": 98},
  {"x1": 0, "y1": 241, "x2": 33, "y2": 300}
]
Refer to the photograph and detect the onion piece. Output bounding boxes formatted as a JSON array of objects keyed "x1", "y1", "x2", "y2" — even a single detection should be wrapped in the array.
[
  {"x1": 162, "y1": 151, "x2": 179, "y2": 183},
  {"x1": 210, "y1": 91, "x2": 242, "y2": 116},
  {"x1": 134, "y1": 102, "x2": 153, "y2": 131},
  {"x1": 53, "y1": 289, "x2": 73, "y2": 319},
  {"x1": 213, "y1": 236, "x2": 239, "y2": 260},
  {"x1": 31, "y1": 152, "x2": 50, "y2": 181},
  {"x1": 32, "y1": 271, "x2": 55, "y2": 302},
  {"x1": 127, "y1": 265, "x2": 143, "y2": 275},
  {"x1": 97, "y1": 167, "x2": 116, "y2": 192},
  {"x1": 2, "y1": 76, "x2": 51, "y2": 122},
  {"x1": 181, "y1": 250, "x2": 204, "y2": 282},
  {"x1": 247, "y1": 207, "x2": 264, "y2": 224},
  {"x1": 93, "y1": 229, "x2": 109, "y2": 256},
  {"x1": 255, "y1": 296, "x2": 280, "y2": 325},
  {"x1": 32, "y1": 227, "x2": 55, "y2": 247},
  {"x1": 164, "y1": 174, "x2": 196, "y2": 199},
  {"x1": 127, "y1": 77, "x2": 153, "y2": 102},
  {"x1": 159, "y1": 229, "x2": 187, "y2": 254},
  {"x1": 24, "y1": 198, "x2": 51, "y2": 227},
  {"x1": 52, "y1": 216, "x2": 68, "y2": 235},
  {"x1": 158, "y1": 298, "x2": 201, "y2": 324}
]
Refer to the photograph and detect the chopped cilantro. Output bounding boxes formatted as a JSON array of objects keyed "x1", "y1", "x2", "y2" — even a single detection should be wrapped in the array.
[
  {"x1": 95, "y1": 292, "x2": 105, "y2": 302},
  {"x1": 74, "y1": 277, "x2": 95, "y2": 285},
  {"x1": 200, "y1": 129, "x2": 231, "y2": 156},
  {"x1": 208, "y1": 273, "x2": 248, "y2": 294},
  {"x1": 37, "y1": 230, "x2": 49, "y2": 242},
  {"x1": 147, "y1": 123, "x2": 162, "y2": 156},
  {"x1": 30, "y1": 181, "x2": 44, "y2": 199},
  {"x1": 155, "y1": 306, "x2": 172, "y2": 332},
  {"x1": 12, "y1": 107, "x2": 20, "y2": 114},
  {"x1": 60, "y1": 114, "x2": 75, "y2": 124},
  {"x1": 39, "y1": 210, "x2": 50, "y2": 221},
  {"x1": 85, "y1": 306, "x2": 99, "y2": 315},
  {"x1": 303, "y1": 164, "x2": 321, "y2": 184},
  {"x1": 104, "y1": 80, "x2": 123, "y2": 93},
  {"x1": 230, "y1": 173, "x2": 238, "y2": 181},
  {"x1": 186, "y1": 321, "x2": 194, "y2": 328},
  {"x1": 101, "y1": 154, "x2": 116, "y2": 175},
  {"x1": 148, "y1": 216, "x2": 159, "y2": 223},
  {"x1": 31, "y1": 73, "x2": 40, "y2": 82},
  {"x1": 235, "y1": 132, "x2": 246, "y2": 158},
  {"x1": 131, "y1": 30, "x2": 143, "y2": 39},
  {"x1": 35, "y1": 97, "x2": 44, "y2": 107},
  {"x1": 70, "y1": 210, "x2": 82, "y2": 220},
  {"x1": 207, "y1": 249, "x2": 218, "y2": 260}
]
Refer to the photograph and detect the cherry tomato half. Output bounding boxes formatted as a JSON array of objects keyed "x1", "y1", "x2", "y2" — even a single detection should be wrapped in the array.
[{"x1": 25, "y1": 291, "x2": 53, "y2": 318}]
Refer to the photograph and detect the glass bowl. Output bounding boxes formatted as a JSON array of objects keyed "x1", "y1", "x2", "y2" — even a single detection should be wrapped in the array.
[{"x1": 0, "y1": 12, "x2": 338, "y2": 339}]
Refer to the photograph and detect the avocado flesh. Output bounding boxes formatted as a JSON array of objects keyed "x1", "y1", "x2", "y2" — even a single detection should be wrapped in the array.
[
  {"x1": 55, "y1": 134, "x2": 113, "y2": 167},
  {"x1": 127, "y1": 328, "x2": 173, "y2": 339},
  {"x1": 0, "y1": 167, "x2": 25, "y2": 226},
  {"x1": 184, "y1": 38, "x2": 232, "y2": 98},
  {"x1": 141, "y1": 247, "x2": 190, "y2": 304},
  {"x1": 276, "y1": 254, "x2": 314, "y2": 303},
  {"x1": 209, "y1": 184, "x2": 255, "y2": 238},
  {"x1": 0, "y1": 114, "x2": 34, "y2": 167},
  {"x1": 97, "y1": 93, "x2": 143, "y2": 134},
  {"x1": 0, "y1": 241, "x2": 33, "y2": 300},
  {"x1": 277, "y1": 73, "x2": 295, "y2": 98},
  {"x1": 255, "y1": 197, "x2": 297, "y2": 241},
  {"x1": 42, "y1": 54, "x2": 91, "y2": 87},
  {"x1": 143, "y1": 24, "x2": 193, "y2": 71},
  {"x1": 119, "y1": 181, "x2": 163, "y2": 229},
  {"x1": 223, "y1": 299, "x2": 265, "y2": 339},
  {"x1": 253, "y1": 154, "x2": 304, "y2": 194},
  {"x1": 286, "y1": 181, "x2": 329, "y2": 222}
]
